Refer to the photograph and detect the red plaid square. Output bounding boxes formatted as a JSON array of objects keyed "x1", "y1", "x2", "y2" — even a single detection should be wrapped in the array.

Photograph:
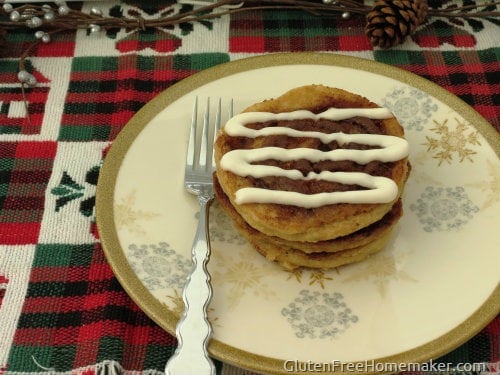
[{"x1": 0, "y1": 141, "x2": 57, "y2": 245}]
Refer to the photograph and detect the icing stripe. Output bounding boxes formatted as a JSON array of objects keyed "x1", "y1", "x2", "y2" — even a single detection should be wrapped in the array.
[
  {"x1": 235, "y1": 172, "x2": 399, "y2": 208},
  {"x1": 219, "y1": 109, "x2": 409, "y2": 207}
]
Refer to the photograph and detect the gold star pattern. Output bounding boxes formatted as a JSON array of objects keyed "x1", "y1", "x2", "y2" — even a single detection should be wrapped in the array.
[
  {"x1": 165, "y1": 289, "x2": 184, "y2": 319},
  {"x1": 466, "y1": 159, "x2": 500, "y2": 210},
  {"x1": 115, "y1": 190, "x2": 160, "y2": 236},
  {"x1": 212, "y1": 251, "x2": 278, "y2": 310},
  {"x1": 341, "y1": 250, "x2": 417, "y2": 298},
  {"x1": 286, "y1": 268, "x2": 304, "y2": 283},
  {"x1": 286, "y1": 268, "x2": 335, "y2": 289},
  {"x1": 423, "y1": 118, "x2": 481, "y2": 165},
  {"x1": 308, "y1": 270, "x2": 334, "y2": 288},
  {"x1": 164, "y1": 290, "x2": 220, "y2": 326}
]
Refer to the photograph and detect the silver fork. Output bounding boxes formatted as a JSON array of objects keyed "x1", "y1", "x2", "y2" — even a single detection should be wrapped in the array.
[{"x1": 165, "y1": 97, "x2": 231, "y2": 375}]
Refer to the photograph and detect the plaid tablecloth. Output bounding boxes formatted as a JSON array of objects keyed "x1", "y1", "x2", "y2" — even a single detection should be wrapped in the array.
[{"x1": 0, "y1": 1, "x2": 498, "y2": 374}]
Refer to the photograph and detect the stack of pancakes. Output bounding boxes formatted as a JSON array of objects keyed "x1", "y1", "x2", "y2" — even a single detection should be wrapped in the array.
[{"x1": 213, "y1": 85, "x2": 410, "y2": 270}]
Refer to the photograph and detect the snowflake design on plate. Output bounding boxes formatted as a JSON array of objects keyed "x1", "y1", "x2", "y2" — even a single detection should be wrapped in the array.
[
  {"x1": 286, "y1": 268, "x2": 334, "y2": 289},
  {"x1": 381, "y1": 86, "x2": 438, "y2": 131},
  {"x1": 466, "y1": 159, "x2": 500, "y2": 210},
  {"x1": 212, "y1": 248, "x2": 279, "y2": 310},
  {"x1": 281, "y1": 290, "x2": 358, "y2": 339},
  {"x1": 127, "y1": 242, "x2": 191, "y2": 291},
  {"x1": 409, "y1": 186, "x2": 479, "y2": 232},
  {"x1": 423, "y1": 118, "x2": 481, "y2": 165},
  {"x1": 115, "y1": 190, "x2": 160, "y2": 236},
  {"x1": 209, "y1": 202, "x2": 246, "y2": 245},
  {"x1": 341, "y1": 247, "x2": 417, "y2": 298}
]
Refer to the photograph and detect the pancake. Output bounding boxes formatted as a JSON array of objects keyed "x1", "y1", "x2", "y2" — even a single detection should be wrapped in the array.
[
  {"x1": 214, "y1": 84, "x2": 409, "y2": 243},
  {"x1": 251, "y1": 230, "x2": 393, "y2": 270},
  {"x1": 213, "y1": 84, "x2": 410, "y2": 269},
  {"x1": 214, "y1": 174, "x2": 399, "y2": 270},
  {"x1": 214, "y1": 173, "x2": 402, "y2": 254}
]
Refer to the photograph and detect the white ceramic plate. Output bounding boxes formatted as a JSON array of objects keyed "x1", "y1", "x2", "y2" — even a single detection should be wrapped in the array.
[{"x1": 96, "y1": 53, "x2": 499, "y2": 374}]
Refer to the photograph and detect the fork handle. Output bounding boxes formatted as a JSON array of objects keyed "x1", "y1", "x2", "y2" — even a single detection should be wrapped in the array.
[{"x1": 165, "y1": 195, "x2": 216, "y2": 375}]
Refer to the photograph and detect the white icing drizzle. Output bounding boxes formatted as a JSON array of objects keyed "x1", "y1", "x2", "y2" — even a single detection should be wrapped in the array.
[{"x1": 219, "y1": 108, "x2": 409, "y2": 208}]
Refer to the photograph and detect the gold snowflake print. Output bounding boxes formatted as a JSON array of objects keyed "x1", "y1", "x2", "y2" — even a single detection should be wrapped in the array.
[
  {"x1": 165, "y1": 289, "x2": 184, "y2": 319},
  {"x1": 466, "y1": 159, "x2": 500, "y2": 209},
  {"x1": 115, "y1": 190, "x2": 160, "y2": 236},
  {"x1": 341, "y1": 251, "x2": 417, "y2": 298},
  {"x1": 423, "y1": 118, "x2": 481, "y2": 165},
  {"x1": 164, "y1": 290, "x2": 220, "y2": 326},
  {"x1": 286, "y1": 268, "x2": 335, "y2": 289},
  {"x1": 212, "y1": 251, "x2": 278, "y2": 310}
]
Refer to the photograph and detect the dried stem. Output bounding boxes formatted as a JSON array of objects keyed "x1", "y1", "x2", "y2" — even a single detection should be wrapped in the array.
[
  {"x1": 427, "y1": 0, "x2": 500, "y2": 17},
  {"x1": 1, "y1": 0, "x2": 496, "y2": 124},
  {"x1": 1, "y1": 0, "x2": 499, "y2": 70},
  {"x1": 1, "y1": 0, "x2": 498, "y2": 32}
]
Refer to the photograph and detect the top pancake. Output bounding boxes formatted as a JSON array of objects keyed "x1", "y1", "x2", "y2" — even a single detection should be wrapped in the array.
[{"x1": 214, "y1": 85, "x2": 409, "y2": 242}]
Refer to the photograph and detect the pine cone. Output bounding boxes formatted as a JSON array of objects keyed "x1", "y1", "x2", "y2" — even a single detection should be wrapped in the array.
[{"x1": 365, "y1": 0, "x2": 428, "y2": 49}]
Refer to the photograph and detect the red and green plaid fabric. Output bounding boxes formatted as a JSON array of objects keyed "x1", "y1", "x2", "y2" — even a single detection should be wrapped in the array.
[
  {"x1": 0, "y1": 142, "x2": 57, "y2": 245},
  {"x1": 0, "y1": 0, "x2": 498, "y2": 374}
]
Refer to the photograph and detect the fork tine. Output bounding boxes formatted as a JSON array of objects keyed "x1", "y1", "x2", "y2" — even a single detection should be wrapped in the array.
[
  {"x1": 188, "y1": 97, "x2": 232, "y2": 174},
  {"x1": 199, "y1": 98, "x2": 210, "y2": 171},
  {"x1": 186, "y1": 97, "x2": 198, "y2": 171},
  {"x1": 211, "y1": 98, "x2": 233, "y2": 170},
  {"x1": 215, "y1": 98, "x2": 221, "y2": 134},
  {"x1": 212, "y1": 98, "x2": 222, "y2": 170}
]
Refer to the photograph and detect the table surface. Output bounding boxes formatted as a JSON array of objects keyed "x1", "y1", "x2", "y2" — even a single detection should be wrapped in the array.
[{"x1": 0, "y1": 1, "x2": 498, "y2": 374}]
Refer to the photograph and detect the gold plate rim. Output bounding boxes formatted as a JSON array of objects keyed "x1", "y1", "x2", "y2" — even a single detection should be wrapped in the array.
[{"x1": 96, "y1": 52, "x2": 500, "y2": 375}]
